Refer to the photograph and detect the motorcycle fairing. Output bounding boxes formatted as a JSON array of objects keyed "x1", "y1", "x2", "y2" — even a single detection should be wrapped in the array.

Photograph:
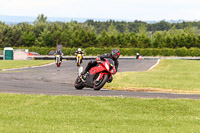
[
  {"x1": 97, "y1": 72, "x2": 109, "y2": 81},
  {"x1": 76, "y1": 54, "x2": 82, "y2": 66},
  {"x1": 56, "y1": 55, "x2": 61, "y2": 62},
  {"x1": 89, "y1": 61, "x2": 110, "y2": 75}
]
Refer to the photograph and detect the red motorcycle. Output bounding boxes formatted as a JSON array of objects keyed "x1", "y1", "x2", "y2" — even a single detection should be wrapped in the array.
[
  {"x1": 74, "y1": 58, "x2": 116, "y2": 90},
  {"x1": 55, "y1": 55, "x2": 62, "y2": 67}
]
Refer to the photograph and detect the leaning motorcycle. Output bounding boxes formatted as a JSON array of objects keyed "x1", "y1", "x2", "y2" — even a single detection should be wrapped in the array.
[
  {"x1": 76, "y1": 53, "x2": 83, "y2": 66},
  {"x1": 74, "y1": 58, "x2": 116, "y2": 90},
  {"x1": 55, "y1": 55, "x2": 62, "y2": 67}
]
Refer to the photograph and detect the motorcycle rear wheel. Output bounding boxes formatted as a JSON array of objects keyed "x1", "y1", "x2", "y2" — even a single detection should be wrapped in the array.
[
  {"x1": 93, "y1": 74, "x2": 109, "y2": 91},
  {"x1": 74, "y1": 77, "x2": 84, "y2": 90}
]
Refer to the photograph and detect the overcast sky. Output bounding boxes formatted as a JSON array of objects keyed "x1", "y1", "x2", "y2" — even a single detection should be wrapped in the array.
[{"x1": 0, "y1": 0, "x2": 200, "y2": 21}]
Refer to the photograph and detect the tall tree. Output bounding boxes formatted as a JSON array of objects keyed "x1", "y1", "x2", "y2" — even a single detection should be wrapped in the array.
[
  {"x1": 108, "y1": 23, "x2": 119, "y2": 36},
  {"x1": 23, "y1": 31, "x2": 36, "y2": 47},
  {"x1": 34, "y1": 14, "x2": 47, "y2": 24}
]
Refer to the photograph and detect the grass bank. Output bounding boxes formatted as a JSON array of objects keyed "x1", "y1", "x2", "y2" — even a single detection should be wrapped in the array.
[
  {"x1": 0, "y1": 60, "x2": 54, "y2": 70},
  {"x1": 0, "y1": 93, "x2": 200, "y2": 133},
  {"x1": 105, "y1": 59, "x2": 200, "y2": 94}
]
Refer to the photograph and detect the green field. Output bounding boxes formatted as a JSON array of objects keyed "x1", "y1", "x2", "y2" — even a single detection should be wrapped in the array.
[
  {"x1": 0, "y1": 60, "x2": 200, "y2": 132},
  {"x1": 0, "y1": 60, "x2": 54, "y2": 70},
  {"x1": 105, "y1": 59, "x2": 200, "y2": 93},
  {"x1": 0, "y1": 93, "x2": 200, "y2": 133}
]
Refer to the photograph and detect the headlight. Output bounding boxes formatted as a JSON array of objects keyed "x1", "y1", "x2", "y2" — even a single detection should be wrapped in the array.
[
  {"x1": 111, "y1": 70, "x2": 114, "y2": 74},
  {"x1": 105, "y1": 63, "x2": 109, "y2": 71}
]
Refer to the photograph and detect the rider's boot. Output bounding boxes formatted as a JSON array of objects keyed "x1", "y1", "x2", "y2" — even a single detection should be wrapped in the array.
[
  {"x1": 80, "y1": 70, "x2": 87, "y2": 80},
  {"x1": 81, "y1": 70, "x2": 86, "y2": 75},
  {"x1": 80, "y1": 60, "x2": 96, "y2": 80}
]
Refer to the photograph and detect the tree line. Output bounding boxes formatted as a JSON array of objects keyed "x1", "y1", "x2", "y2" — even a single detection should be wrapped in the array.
[
  {"x1": 1, "y1": 14, "x2": 200, "y2": 49},
  {"x1": 86, "y1": 20, "x2": 200, "y2": 34}
]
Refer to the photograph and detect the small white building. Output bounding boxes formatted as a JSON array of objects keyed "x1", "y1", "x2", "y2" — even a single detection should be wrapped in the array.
[{"x1": 14, "y1": 49, "x2": 28, "y2": 60}]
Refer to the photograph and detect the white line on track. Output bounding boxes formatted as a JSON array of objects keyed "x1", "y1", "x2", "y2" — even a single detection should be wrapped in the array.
[
  {"x1": 2, "y1": 62, "x2": 55, "y2": 71},
  {"x1": 148, "y1": 59, "x2": 160, "y2": 71}
]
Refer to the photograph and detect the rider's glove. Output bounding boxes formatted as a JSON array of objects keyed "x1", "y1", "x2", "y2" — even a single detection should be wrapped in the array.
[{"x1": 96, "y1": 57, "x2": 101, "y2": 63}]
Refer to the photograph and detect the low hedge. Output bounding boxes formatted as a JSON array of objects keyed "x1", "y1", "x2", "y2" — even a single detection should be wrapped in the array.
[{"x1": 1, "y1": 47, "x2": 200, "y2": 56}]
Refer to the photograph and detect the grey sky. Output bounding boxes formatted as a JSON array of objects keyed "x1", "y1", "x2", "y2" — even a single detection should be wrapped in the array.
[{"x1": 0, "y1": 0, "x2": 200, "y2": 21}]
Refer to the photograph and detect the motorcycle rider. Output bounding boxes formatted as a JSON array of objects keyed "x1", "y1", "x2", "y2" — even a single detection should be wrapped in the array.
[
  {"x1": 54, "y1": 49, "x2": 64, "y2": 62},
  {"x1": 136, "y1": 53, "x2": 140, "y2": 59},
  {"x1": 80, "y1": 49, "x2": 120, "y2": 82},
  {"x1": 75, "y1": 48, "x2": 84, "y2": 63}
]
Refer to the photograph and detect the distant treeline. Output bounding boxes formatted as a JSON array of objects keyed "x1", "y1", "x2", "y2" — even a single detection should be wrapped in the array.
[
  {"x1": 85, "y1": 19, "x2": 200, "y2": 34},
  {"x1": 1, "y1": 14, "x2": 200, "y2": 49}
]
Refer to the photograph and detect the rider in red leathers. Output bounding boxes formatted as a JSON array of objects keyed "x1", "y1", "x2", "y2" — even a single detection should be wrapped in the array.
[{"x1": 81, "y1": 49, "x2": 120, "y2": 82}]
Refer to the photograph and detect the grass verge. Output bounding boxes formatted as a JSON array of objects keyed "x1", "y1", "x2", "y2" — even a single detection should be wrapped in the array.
[
  {"x1": 0, "y1": 60, "x2": 54, "y2": 71},
  {"x1": 105, "y1": 59, "x2": 200, "y2": 94},
  {"x1": 0, "y1": 93, "x2": 200, "y2": 133}
]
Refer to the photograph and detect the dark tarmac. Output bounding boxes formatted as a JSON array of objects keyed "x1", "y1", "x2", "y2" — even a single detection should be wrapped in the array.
[{"x1": 0, "y1": 59, "x2": 200, "y2": 99}]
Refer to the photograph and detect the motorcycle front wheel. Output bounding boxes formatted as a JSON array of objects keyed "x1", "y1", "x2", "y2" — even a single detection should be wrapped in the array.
[
  {"x1": 93, "y1": 74, "x2": 109, "y2": 91},
  {"x1": 57, "y1": 62, "x2": 60, "y2": 67}
]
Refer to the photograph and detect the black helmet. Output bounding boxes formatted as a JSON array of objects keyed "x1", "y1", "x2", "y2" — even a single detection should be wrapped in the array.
[{"x1": 111, "y1": 49, "x2": 120, "y2": 59}]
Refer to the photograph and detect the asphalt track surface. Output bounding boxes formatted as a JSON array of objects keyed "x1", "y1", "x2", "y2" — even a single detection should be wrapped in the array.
[{"x1": 0, "y1": 59, "x2": 200, "y2": 99}]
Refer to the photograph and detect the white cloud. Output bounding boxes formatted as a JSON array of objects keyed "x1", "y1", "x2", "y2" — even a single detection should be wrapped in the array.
[{"x1": 0, "y1": 0, "x2": 200, "y2": 20}]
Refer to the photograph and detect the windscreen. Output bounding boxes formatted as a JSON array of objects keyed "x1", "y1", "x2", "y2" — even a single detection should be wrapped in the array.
[{"x1": 105, "y1": 58, "x2": 115, "y2": 69}]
